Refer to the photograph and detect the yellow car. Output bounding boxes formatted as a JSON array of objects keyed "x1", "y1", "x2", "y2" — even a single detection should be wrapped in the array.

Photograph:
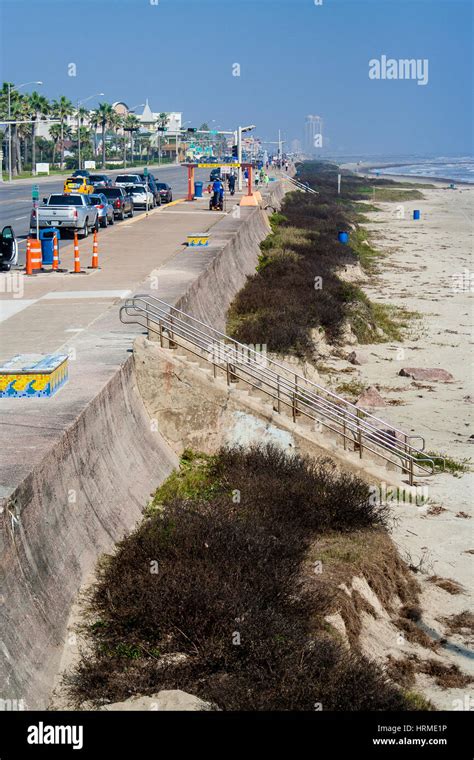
[{"x1": 63, "y1": 176, "x2": 94, "y2": 194}]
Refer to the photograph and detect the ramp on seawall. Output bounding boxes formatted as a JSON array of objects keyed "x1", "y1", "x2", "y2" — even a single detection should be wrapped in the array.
[{"x1": 0, "y1": 179, "x2": 290, "y2": 708}]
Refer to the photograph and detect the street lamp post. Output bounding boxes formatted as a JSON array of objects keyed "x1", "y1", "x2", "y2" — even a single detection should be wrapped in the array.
[
  {"x1": 237, "y1": 124, "x2": 256, "y2": 191},
  {"x1": 7, "y1": 80, "x2": 43, "y2": 182},
  {"x1": 77, "y1": 92, "x2": 104, "y2": 171}
]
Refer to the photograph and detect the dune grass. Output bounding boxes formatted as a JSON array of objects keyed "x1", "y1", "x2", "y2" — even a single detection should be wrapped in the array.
[{"x1": 65, "y1": 445, "x2": 426, "y2": 711}]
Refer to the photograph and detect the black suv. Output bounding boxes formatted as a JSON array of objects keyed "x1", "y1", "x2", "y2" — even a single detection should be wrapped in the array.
[
  {"x1": 101, "y1": 186, "x2": 134, "y2": 220},
  {"x1": 157, "y1": 182, "x2": 173, "y2": 203}
]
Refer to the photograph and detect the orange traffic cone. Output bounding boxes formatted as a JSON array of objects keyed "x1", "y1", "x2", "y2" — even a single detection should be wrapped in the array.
[
  {"x1": 26, "y1": 237, "x2": 42, "y2": 275},
  {"x1": 89, "y1": 229, "x2": 100, "y2": 269},
  {"x1": 71, "y1": 231, "x2": 85, "y2": 274},
  {"x1": 52, "y1": 234, "x2": 59, "y2": 271},
  {"x1": 25, "y1": 237, "x2": 32, "y2": 275}
]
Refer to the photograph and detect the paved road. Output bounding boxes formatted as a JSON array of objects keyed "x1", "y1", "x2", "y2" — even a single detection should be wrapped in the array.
[{"x1": 0, "y1": 164, "x2": 210, "y2": 266}]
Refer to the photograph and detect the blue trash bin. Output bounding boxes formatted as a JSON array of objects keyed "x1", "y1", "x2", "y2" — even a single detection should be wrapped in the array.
[
  {"x1": 39, "y1": 228, "x2": 60, "y2": 266},
  {"x1": 338, "y1": 231, "x2": 349, "y2": 244},
  {"x1": 194, "y1": 181, "x2": 203, "y2": 198}
]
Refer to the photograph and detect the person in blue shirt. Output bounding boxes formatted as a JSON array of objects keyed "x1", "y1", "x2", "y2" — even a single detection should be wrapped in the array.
[
  {"x1": 212, "y1": 178, "x2": 223, "y2": 195},
  {"x1": 212, "y1": 178, "x2": 224, "y2": 207}
]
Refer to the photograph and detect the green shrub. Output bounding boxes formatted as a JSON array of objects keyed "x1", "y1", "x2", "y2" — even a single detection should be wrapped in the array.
[{"x1": 65, "y1": 445, "x2": 420, "y2": 711}]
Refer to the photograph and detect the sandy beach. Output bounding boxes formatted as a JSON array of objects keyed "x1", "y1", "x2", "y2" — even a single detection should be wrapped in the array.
[{"x1": 322, "y1": 185, "x2": 474, "y2": 707}]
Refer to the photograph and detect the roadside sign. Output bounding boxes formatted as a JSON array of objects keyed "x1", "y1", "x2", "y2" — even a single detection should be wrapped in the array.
[
  {"x1": 197, "y1": 163, "x2": 240, "y2": 169},
  {"x1": 32, "y1": 184, "x2": 39, "y2": 201},
  {"x1": 144, "y1": 167, "x2": 149, "y2": 176},
  {"x1": 35, "y1": 163, "x2": 49, "y2": 175}
]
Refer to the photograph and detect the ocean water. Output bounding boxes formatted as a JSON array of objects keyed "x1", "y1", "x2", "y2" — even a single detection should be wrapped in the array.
[{"x1": 375, "y1": 157, "x2": 474, "y2": 184}]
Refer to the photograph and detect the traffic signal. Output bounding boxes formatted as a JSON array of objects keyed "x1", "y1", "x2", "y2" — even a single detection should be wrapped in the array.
[
  {"x1": 187, "y1": 127, "x2": 197, "y2": 133},
  {"x1": 232, "y1": 144, "x2": 238, "y2": 158}
]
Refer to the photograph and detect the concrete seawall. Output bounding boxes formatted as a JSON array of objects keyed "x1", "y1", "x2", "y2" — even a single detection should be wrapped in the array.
[
  {"x1": 0, "y1": 361, "x2": 178, "y2": 708},
  {"x1": 174, "y1": 180, "x2": 287, "y2": 330},
  {"x1": 0, "y1": 179, "x2": 290, "y2": 708}
]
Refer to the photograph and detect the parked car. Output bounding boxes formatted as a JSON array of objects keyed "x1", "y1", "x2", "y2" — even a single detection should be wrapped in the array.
[
  {"x1": 137, "y1": 174, "x2": 161, "y2": 204},
  {"x1": 156, "y1": 182, "x2": 173, "y2": 203},
  {"x1": 114, "y1": 174, "x2": 142, "y2": 188},
  {"x1": 127, "y1": 184, "x2": 155, "y2": 209},
  {"x1": 30, "y1": 194, "x2": 99, "y2": 238},
  {"x1": 64, "y1": 176, "x2": 94, "y2": 194},
  {"x1": 0, "y1": 225, "x2": 18, "y2": 271},
  {"x1": 89, "y1": 174, "x2": 112, "y2": 188},
  {"x1": 89, "y1": 193, "x2": 115, "y2": 228},
  {"x1": 100, "y1": 187, "x2": 134, "y2": 220},
  {"x1": 72, "y1": 169, "x2": 90, "y2": 178}
]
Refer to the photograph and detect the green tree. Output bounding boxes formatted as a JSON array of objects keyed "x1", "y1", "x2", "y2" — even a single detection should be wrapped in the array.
[
  {"x1": 123, "y1": 113, "x2": 140, "y2": 165},
  {"x1": 0, "y1": 83, "x2": 26, "y2": 175},
  {"x1": 51, "y1": 96, "x2": 74, "y2": 169},
  {"x1": 49, "y1": 123, "x2": 62, "y2": 166},
  {"x1": 75, "y1": 106, "x2": 90, "y2": 169},
  {"x1": 109, "y1": 111, "x2": 124, "y2": 162},
  {"x1": 93, "y1": 102, "x2": 114, "y2": 168},
  {"x1": 28, "y1": 91, "x2": 50, "y2": 174}
]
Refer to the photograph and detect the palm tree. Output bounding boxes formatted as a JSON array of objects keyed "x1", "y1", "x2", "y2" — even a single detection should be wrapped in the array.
[
  {"x1": 49, "y1": 123, "x2": 62, "y2": 166},
  {"x1": 88, "y1": 110, "x2": 100, "y2": 160},
  {"x1": 51, "y1": 96, "x2": 74, "y2": 169},
  {"x1": 155, "y1": 112, "x2": 168, "y2": 163},
  {"x1": 28, "y1": 91, "x2": 50, "y2": 173},
  {"x1": 93, "y1": 102, "x2": 114, "y2": 168},
  {"x1": 76, "y1": 106, "x2": 90, "y2": 169},
  {"x1": 11, "y1": 93, "x2": 31, "y2": 175},
  {"x1": 109, "y1": 111, "x2": 124, "y2": 162},
  {"x1": 123, "y1": 113, "x2": 140, "y2": 166},
  {"x1": 0, "y1": 84, "x2": 26, "y2": 176}
]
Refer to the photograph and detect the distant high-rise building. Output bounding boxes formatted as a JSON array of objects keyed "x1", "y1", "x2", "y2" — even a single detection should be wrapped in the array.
[
  {"x1": 291, "y1": 138, "x2": 302, "y2": 155},
  {"x1": 305, "y1": 115, "x2": 323, "y2": 154}
]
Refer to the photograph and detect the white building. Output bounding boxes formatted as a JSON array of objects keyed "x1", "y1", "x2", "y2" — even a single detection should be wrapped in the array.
[
  {"x1": 36, "y1": 100, "x2": 182, "y2": 142},
  {"x1": 304, "y1": 115, "x2": 323, "y2": 154}
]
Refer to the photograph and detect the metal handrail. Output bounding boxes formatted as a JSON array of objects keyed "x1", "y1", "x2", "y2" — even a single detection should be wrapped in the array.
[
  {"x1": 121, "y1": 296, "x2": 430, "y2": 467},
  {"x1": 120, "y1": 295, "x2": 439, "y2": 484},
  {"x1": 130, "y1": 294, "x2": 425, "y2": 447},
  {"x1": 282, "y1": 175, "x2": 319, "y2": 194}
]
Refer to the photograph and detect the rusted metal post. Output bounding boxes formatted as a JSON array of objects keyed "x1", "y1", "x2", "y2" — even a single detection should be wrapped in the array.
[{"x1": 168, "y1": 315, "x2": 177, "y2": 348}]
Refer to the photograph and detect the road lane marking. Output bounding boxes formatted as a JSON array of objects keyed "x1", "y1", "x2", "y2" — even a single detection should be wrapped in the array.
[
  {"x1": 14, "y1": 216, "x2": 27, "y2": 221},
  {"x1": 0, "y1": 299, "x2": 36, "y2": 323}
]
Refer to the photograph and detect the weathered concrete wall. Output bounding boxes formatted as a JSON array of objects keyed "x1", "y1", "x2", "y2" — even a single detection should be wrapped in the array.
[
  {"x1": 173, "y1": 179, "x2": 288, "y2": 331},
  {"x1": 0, "y1": 179, "x2": 290, "y2": 710},
  {"x1": 134, "y1": 338, "x2": 403, "y2": 488},
  {"x1": 0, "y1": 359, "x2": 178, "y2": 709}
]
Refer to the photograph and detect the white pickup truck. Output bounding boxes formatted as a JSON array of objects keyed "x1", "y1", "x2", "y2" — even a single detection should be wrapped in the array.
[{"x1": 30, "y1": 194, "x2": 99, "y2": 238}]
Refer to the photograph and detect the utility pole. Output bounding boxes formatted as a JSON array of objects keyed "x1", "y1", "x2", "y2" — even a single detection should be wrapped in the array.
[
  {"x1": 237, "y1": 124, "x2": 256, "y2": 191},
  {"x1": 7, "y1": 84, "x2": 12, "y2": 183},
  {"x1": 237, "y1": 126, "x2": 242, "y2": 191}
]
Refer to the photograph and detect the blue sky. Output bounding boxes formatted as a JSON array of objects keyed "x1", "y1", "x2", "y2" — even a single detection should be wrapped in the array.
[{"x1": 0, "y1": 0, "x2": 472, "y2": 156}]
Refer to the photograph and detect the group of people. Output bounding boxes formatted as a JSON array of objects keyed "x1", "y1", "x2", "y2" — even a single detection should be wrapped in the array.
[
  {"x1": 208, "y1": 166, "x2": 272, "y2": 207},
  {"x1": 265, "y1": 159, "x2": 289, "y2": 171}
]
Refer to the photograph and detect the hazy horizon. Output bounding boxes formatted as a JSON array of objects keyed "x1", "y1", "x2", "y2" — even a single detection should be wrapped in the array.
[{"x1": 0, "y1": 0, "x2": 472, "y2": 156}]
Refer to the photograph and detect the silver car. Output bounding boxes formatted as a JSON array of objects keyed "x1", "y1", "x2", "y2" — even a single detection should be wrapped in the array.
[{"x1": 89, "y1": 193, "x2": 115, "y2": 228}]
